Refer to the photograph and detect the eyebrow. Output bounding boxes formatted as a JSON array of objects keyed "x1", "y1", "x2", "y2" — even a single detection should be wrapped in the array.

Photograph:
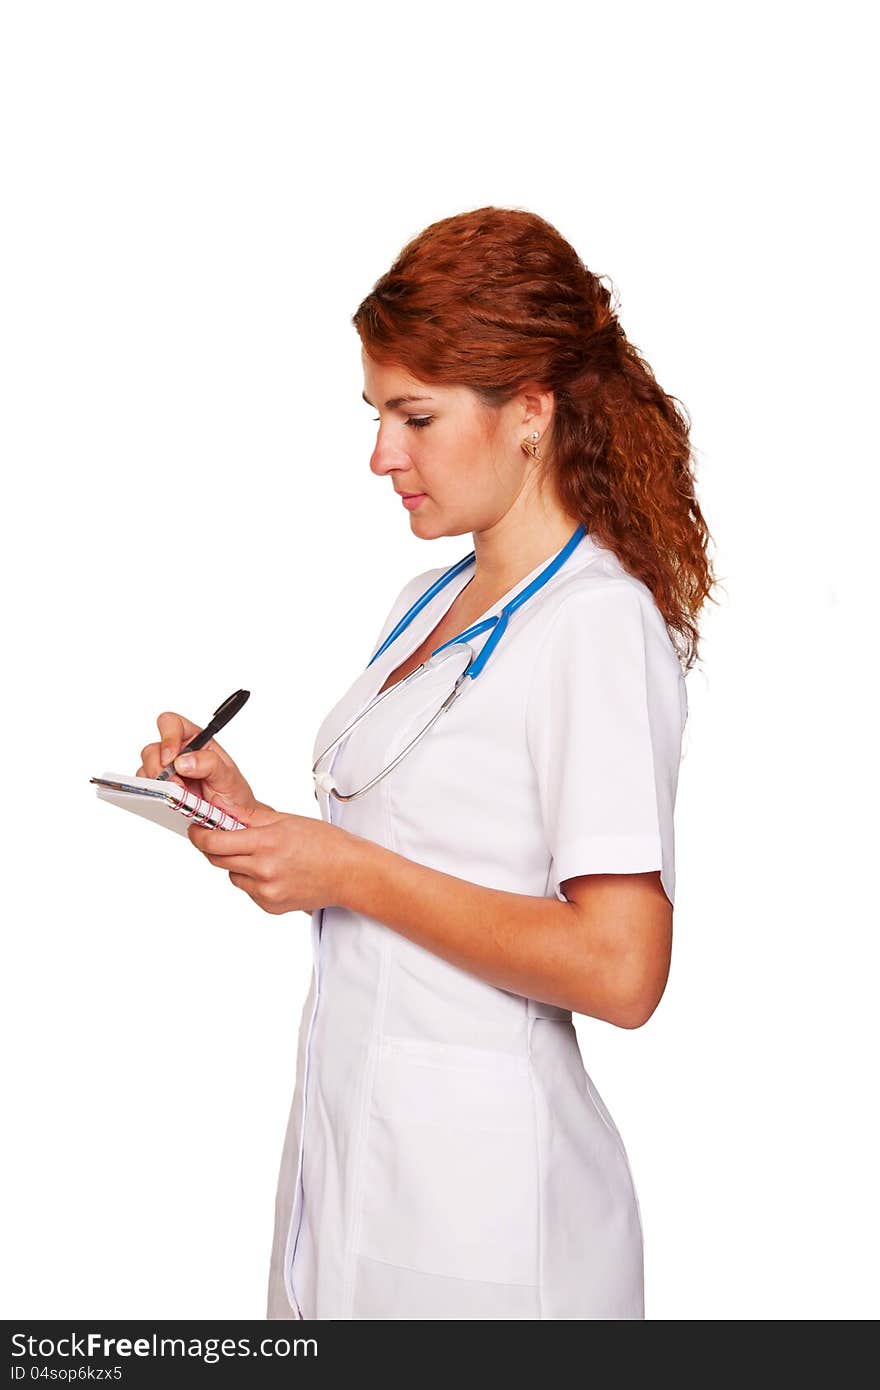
[{"x1": 362, "y1": 390, "x2": 434, "y2": 409}]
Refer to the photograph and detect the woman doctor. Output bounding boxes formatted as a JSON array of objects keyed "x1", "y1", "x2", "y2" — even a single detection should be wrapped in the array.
[{"x1": 137, "y1": 206, "x2": 716, "y2": 1320}]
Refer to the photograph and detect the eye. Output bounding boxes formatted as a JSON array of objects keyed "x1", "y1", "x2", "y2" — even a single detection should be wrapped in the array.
[{"x1": 372, "y1": 416, "x2": 434, "y2": 430}]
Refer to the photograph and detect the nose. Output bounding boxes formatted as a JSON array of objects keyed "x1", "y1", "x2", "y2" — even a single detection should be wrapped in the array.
[{"x1": 369, "y1": 435, "x2": 411, "y2": 479}]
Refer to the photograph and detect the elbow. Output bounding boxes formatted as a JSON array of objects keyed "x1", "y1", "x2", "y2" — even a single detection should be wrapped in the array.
[
  {"x1": 607, "y1": 957, "x2": 671, "y2": 1030},
  {"x1": 612, "y1": 992, "x2": 662, "y2": 1030},
  {"x1": 569, "y1": 975, "x2": 666, "y2": 1030}
]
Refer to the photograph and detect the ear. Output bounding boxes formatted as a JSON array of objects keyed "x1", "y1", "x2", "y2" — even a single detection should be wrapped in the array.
[{"x1": 519, "y1": 381, "x2": 555, "y2": 434}]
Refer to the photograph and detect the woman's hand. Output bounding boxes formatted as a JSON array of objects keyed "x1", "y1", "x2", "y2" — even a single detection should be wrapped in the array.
[
  {"x1": 185, "y1": 802, "x2": 356, "y2": 916},
  {"x1": 137, "y1": 709, "x2": 266, "y2": 819}
]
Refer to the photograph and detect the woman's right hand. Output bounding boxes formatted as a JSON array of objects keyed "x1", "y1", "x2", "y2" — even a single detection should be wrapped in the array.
[{"x1": 137, "y1": 710, "x2": 263, "y2": 819}]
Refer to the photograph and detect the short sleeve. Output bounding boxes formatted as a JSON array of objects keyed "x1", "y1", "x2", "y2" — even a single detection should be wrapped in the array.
[{"x1": 525, "y1": 582, "x2": 687, "y2": 907}]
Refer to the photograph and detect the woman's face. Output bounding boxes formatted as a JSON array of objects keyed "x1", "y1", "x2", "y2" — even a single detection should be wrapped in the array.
[{"x1": 362, "y1": 351, "x2": 547, "y2": 540}]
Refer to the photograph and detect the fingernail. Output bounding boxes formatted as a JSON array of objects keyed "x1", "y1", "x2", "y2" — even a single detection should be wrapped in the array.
[
  {"x1": 160, "y1": 744, "x2": 173, "y2": 764},
  {"x1": 175, "y1": 755, "x2": 195, "y2": 772}
]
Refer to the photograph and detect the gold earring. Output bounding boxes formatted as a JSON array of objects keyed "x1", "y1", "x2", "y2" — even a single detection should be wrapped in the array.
[{"x1": 521, "y1": 430, "x2": 541, "y2": 461}]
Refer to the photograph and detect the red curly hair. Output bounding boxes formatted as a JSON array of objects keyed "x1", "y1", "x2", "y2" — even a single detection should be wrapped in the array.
[{"x1": 352, "y1": 205, "x2": 718, "y2": 671}]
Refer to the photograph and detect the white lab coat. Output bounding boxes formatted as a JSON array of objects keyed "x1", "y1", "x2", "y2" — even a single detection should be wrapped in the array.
[{"x1": 266, "y1": 531, "x2": 687, "y2": 1320}]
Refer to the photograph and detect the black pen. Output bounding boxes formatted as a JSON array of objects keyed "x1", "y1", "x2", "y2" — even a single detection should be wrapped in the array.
[{"x1": 155, "y1": 689, "x2": 251, "y2": 782}]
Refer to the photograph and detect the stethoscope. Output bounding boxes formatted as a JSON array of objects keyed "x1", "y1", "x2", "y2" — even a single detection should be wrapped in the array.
[{"x1": 312, "y1": 522, "x2": 587, "y2": 802}]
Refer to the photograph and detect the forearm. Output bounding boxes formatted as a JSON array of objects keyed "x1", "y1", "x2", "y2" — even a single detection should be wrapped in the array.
[{"x1": 337, "y1": 832, "x2": 629, "y2": 1025}]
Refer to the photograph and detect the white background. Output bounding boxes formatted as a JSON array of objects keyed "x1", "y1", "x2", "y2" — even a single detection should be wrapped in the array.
[{"x1": 2, "y1": 0, "x2": 876, "y2": 1320}]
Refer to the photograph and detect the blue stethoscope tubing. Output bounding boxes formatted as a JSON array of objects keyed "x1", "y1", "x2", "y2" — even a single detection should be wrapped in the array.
[
  {"x1": 369, "y1": 521, "x2": 587, "y2": 679},
  {"x1": 312, "y1": 522, "x2": 587, "y2": 801}
]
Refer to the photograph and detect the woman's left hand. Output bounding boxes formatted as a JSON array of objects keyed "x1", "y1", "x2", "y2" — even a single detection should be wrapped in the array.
[{"x1": 186, "y1": 801, "x2": 354, "y2": 916}]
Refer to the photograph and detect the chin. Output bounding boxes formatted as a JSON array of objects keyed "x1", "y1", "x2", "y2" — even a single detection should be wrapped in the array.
[
  {"x1": 409, "y1": 511, "x2": 471, "y2": 541},
  {"x1": 407, "y1": 511, "x2": 441, "y2": 539}
]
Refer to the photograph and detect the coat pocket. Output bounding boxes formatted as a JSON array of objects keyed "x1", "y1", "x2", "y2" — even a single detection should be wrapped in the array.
[{"x1": 355, "y1": 1035, "x2": 539, "y2": 1287}]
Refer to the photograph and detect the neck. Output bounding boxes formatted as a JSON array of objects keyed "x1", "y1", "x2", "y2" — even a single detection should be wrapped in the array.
[{"x1": 468, "y1": 496, "x2": 583, "y2": 598}]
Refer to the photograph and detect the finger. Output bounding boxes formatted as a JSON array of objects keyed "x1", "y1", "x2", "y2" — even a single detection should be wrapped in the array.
[
  {"x1": 171, "y1": 746, "x2": 241, "y2": 794},
  {"x1": 140, "y1": 741, "x2": 162, "y2": 778},
  {"x1": 187, "y1": 823, "x2": 261, "y2": 856},
  {"x1": 229, "y1": 871, "x2": 259, "y2": 897},
  {"x1": 156, "y1": 711, "x2": 203, "y2": 770},
  {"x1": 203, "y1": 853, "x2": 266, "y2": 876},
  {"x1": 156, "y1": 711, "x2": 238, "y2": 775},
  {"x1": 136, "y1": 764, "x2": 184, "y2": 785},
  {"x1": 139, "y1": 741, "x2": 186, "y2": 784}
]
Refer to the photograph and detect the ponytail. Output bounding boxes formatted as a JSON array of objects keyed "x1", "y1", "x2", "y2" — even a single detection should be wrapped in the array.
[{"x1": 551, "y1": 290, "x2": 716, "y2": 668}]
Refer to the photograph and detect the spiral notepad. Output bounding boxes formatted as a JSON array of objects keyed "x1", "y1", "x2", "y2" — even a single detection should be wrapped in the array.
[{"x1": 90, "y1": 772, "x2": 249, "y2": 837}]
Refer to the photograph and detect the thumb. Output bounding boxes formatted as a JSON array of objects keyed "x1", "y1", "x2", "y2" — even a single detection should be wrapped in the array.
[{"x1": 173, "y1": 748, "x2": 249, "y2": 799}]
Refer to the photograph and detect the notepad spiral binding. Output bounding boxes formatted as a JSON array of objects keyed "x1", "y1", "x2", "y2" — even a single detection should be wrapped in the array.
[{"x1": 173, "y1": 787, "x2": 248, "y2": 830}]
